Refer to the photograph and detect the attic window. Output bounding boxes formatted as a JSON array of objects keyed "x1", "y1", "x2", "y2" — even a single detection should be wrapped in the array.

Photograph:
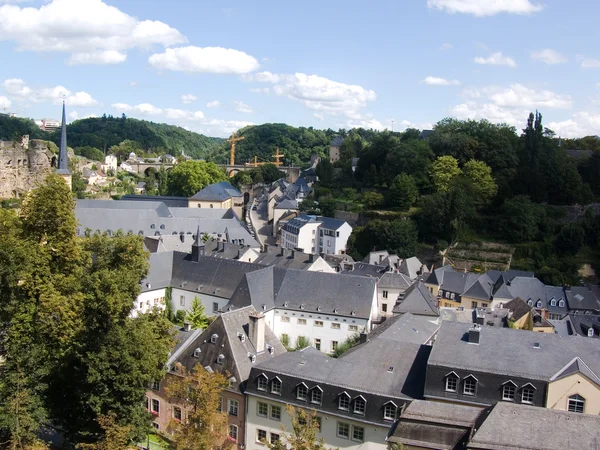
[
  {"x1": 250, "y1": 354, "x2": 256, "y2": 363},
  {"x1": 588, "y1": 328, "x2": 594, "y2": 337},
  {"x1": 160, "y1": 224, "x2": 165, "y2": 230},
  {"x1": 193, "y1": 348, "x2": 201, "y2": 357},
  {"x1": 150, "y1": 224, "x2": 155, "y2": 229},
  {"x1": 316, "y1": 306, "x2": 321, "y2": 312},
  {"x1": 267, "y1": 345, "x2": 274, "y2": 355},
  {"x1": 237, "y1": 332, "x2": 246, "y2": 342},
  {"x1": 527, "y1": 299, "x2": 533, "y2": 307},
  {"x1": 559, "y1": 299, "x2": 565, "y2": 307},
  {"x1": 550, "y1": 298, "x2": 556, "y2": 307},
  {"x1": 261, "y1": 304, "x2": 266, "y2": 311},
  {"x1": 211, "y1": 334, "x2": 218, "y2": 344},
  {"x1": 536, "y1": 300, "x2": 542, "y2": 308},
  {"x1": 283, "y1": 302, "x2": 289, "y2": 307},
  {"x1": 217, "y1": 354, "x2": 225, "y2": 364}
]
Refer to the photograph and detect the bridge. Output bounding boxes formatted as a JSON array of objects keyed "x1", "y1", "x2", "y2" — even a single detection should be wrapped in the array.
[{"x1": 125, "y1": 161, "x2": 300, "y2": 183}]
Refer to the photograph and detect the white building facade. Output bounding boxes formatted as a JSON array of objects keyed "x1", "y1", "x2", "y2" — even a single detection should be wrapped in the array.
[{"x1": 281, "y1": 215, "x2": 352, "y2": 255}]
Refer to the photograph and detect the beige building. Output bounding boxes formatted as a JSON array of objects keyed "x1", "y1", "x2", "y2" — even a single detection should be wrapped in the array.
[
  {"x1": 189, "y1": 181, "x2": 244, "y2": 217},
  {"x1": 547, "y1": 357, "x2": 600, "y2": 414},
  {"x1": 329, "y1": 136, "x2": 344, "y2": 163}
]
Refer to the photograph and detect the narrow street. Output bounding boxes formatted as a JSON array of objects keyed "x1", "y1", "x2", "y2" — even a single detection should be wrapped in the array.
[{"x1": 249, "y1": 187, "x2": 275, "y2": 246}]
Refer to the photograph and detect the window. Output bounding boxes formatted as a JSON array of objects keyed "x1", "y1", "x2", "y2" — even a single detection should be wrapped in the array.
[
  {"x1": 152, "y1": 422, "x2": 159, "y2": 430},
  {"x1": 383, "y1": 290, "x2": 389, "y2": 299},
  {"x1": 218, "y1": 396, "x2": 223, "y2": 412},
  {"x1": 536, "y1": 300, "x2": 542, "y2": 308},
  {"x1": 471, "y1": 301, "x2": 478, "y2": 309},
  {"x1": 338, "y1": 393, "x2": 351, "y2": 410},
  {"x1": 311, "y1": 388, "x2": 323, "y2": 405},
  {"x1": 210, "y1": 334, "x2": 218, "y2": 344},
  {"x1": 314, "y1": 320, "x2": 323, "y2": 327},
  {"x1": 270, "y1": 405, "x2": 281, "y2": 421},
  {"x1": 331, "y1": 322, "x2": 341, "y2": 329},
  {"x1": 314, "y1": 338, "x2": 321, "y2": 351},
  {"x1": 354, "y1": 397, "x2": 366, "y2": 415},
  {"x1": 521, "y1": 388, "x2": 534, "y2": 404},
  {"x1": 297, "y1": 384, "x2": 308, "y2": 401},
  {"x1": 502, "y1": 383, "x2": 516, "y2": 401},
  {"x1": 550, "y1": 298, "x2": 556, "y2": 307},
  {"x1": 352, "y1": 426, "x2": 364, "y2": 442},
  {"x1": 331, "y1": 341, "x2": 338, "y2": 352},
  {"x1": 384, "y1": 403, "x2": 397, "y2": 420},
  {"x1": 337, "y1": 422, "x2": 349, "y2": 439},
  {"x1": 271, "y1": 378, "x2": 282, "y2": 395},
  {"x1": 212, "y1": 302, "x2": 219, "y2": 313},
  {"x1": 270, "y1": 433, "x2": 280, "y2": 444},
  {"x1": 445, "y1": 292, "x2": 450, "y2": 299},
  {"x1": 151, "y1": 399, "x2": 160, "y2": 414},
  {"x1": 463, "y1": 377, "x2": 477, "y2": 396},
  {"x1": 445, "y1": 374, "x2": 458, "y2": 392},
  {"x1": 298, "y1": 318, "x2": 307, "y2": 325},
  {"x1": 257, "y1": 375, "x2": 268, "y2": 391},
  {"x1": 151, "y1": 380, "x2": 160, "y2": 391},
  {"x1": 281, "y1": 316, "x2": 290, "y2": 323},
  {"x1": 349, "y1": 325, "x2": 358, "y2": 331},
  {"x1": 559, "y1": 299, "x2": 565, "y2": 307},
  {"x1": 257, "y1": 402, "x2": 268, "y2": 417},
  {"x1": 382, "y1": 304, "x2": 388, "y2": 313},
  {"x1": 180, "y1": 295, "x2": 185, "y2": 307},
  {"x1": 193, "y1": 348, "x2": 201, "y2": 358},
  {"x1": 450, "y1": 293, "x2": 455, "y2": 300},
  {"x1": 228, "y1": 399, "x2": 239, "y2": 416},
  {"x1": 315, "y1": 416, "x2": 322, "y2": 431},
  {"x1": 173, "y1": 406, "x2": 182, "y2": 421},
  {"x1": 228, "y1": 425, "x2": 238, "y2": 442},
  {"x1": 568, "y1": 394, "x2": 585, "y2": 413},
  {"x1": 257, "y1": 429, "x2": 267, "y2": 443}
]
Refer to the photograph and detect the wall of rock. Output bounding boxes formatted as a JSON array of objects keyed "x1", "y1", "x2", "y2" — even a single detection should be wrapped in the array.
[{"x1": 0, "y1": 138, "x2": 55, "y2": 198}]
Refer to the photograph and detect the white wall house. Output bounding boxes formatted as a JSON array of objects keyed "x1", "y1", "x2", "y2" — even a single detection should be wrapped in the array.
[
  {"x1": 281, "y1": 215, "x2": 352, "y2": 255},
  {"x1": 281, "y1": 220, "x2": 321, "y2": 253},
  {"x1": 317, "y1": 221, "x2": 352, "y2": 255},
  {"x1": 132, "y1": 288, "x2": 167, "y2": 318},
  {"x1": 171, "y1": 287, "x2": 230, "y2": 317}
]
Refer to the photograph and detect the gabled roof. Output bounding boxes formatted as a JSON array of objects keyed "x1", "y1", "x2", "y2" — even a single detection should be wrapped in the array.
[
  {"x1": 400, "y1": 257, "x2": 423, "y2": 280},
  {"x1": 439, "y1": 272, "x2": 480, "y2": 295},
  {"x1": 363, "y1": 250, "x2": 390, "y2": 265},
  {"x1": 361, "y1": 313, "x2": 439, "y2": 346},
  {"x1": 566, "y1": 286, "x2": 600, "y2": 311},
  {"x1": 424, "y1": 265, "x2": 455, "y2": 286},
  {"x1": 274, "y1": 198, "x2": 298, "y2": 210},
  {"x1": 463, "y1": 273, "x2": 493, "y2": 301},
  {"x1": 497, "y1": 276, "x2": 546, "y2": 304},
  {"x1": 393, "y1": 282, "x2": 439, "y2": 317},
  {"x1": 379, "y1": 272, "x2": 412, "y2": 289},
  {"x1": 503, "y1": 297, "x2": 532, "y2": 322},
  {"x1": 549, "y1": 357, "x2": 600, "y2": 385},
  {"x1": 189, "y1": 181, "x2": 242, "y2": 201}
]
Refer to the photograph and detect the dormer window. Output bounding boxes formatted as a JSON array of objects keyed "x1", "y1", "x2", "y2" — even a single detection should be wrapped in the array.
[
  {"x1": 568, "y1": 394, "x2": 585, "y2": 413},
  {"x1": 271, "y1": 377, "x2": 282, "y2": 395},
  {"x1": 527, "y1": 299, "x2": 533, "y2": 307},
  {"x1": 558, "y1": 299, "x2": 565, "y2": 307},
  {"x1": 338, "y1": 392, "x2": 350, "y2": 411},
  {"x1": 521, "y1": 384, "x2": 536, "y2": 404},
  {"x1": 237, "y1": 332, "x2": 246, "y2": 342},
  {"x1": 550, "y1": 298, "x2": 556, "y2": 307},
  {"x1": 296, "y1": 383, "x2": 308, "y2": 401},
  {"x1": 588, "y1": 328, "x2": 594, "y2": 337},
  {"x1": 216, "y1": 354, "x2": 224, "y2": 364},
  {"x1": 463, "y1": 375, "x2": 478, "y2": 396},
  {"x1": 250, "y1": 354, "x2": 256, "y2": 363},
  {"x1": 193, "y1": 348, "x2": 201, "y2": 358},
  {"x1": 351, "y1": 309, "x2": 356, "y2": 316},
  {"x1": 383, "y1": 402, "x2": 398, "y2": 421},
  {"x1": 445, "y1": 372, "x2": 459, "y2": 393},
  {"x1": 502, "y1": 381, "x2": 517, "y2": 401},
  {"x1": 300, "y1": 304, "x2": 305, "y2": 310},
  {"x1": 211, "y1": 334, "x2": 218, "y2": 344},
  {"x1": 536, "y1": 300, "x2": 542, "y2": 308},
  {"x1": 353, "y1": 396, "x2": 366, "y2": 415},
  {"x1": 311, "y1": 387, "x2": 323, "y2": 405},
  {"x1": 257, "y1": 374, "x2": 268, "y2": 391}
]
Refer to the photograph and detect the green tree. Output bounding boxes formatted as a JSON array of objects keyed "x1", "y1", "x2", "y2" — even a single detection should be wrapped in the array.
[
  {"x1": 266, "y1": 406, "x2": 330, "y2": 450},
  {"x1": 431, "y1": 156, "x2": 461, "y2": 193},
  {"x1": 75, "y1": 146, "x2": 105, "y2": 162},
  {"x1": 165, "y1": 364, "x2": 231, "y2": 450},
  {"x1": 167, "y1": 160, "x2": 227, "y2": 197},
  {"x1": 77, "y1": 414, "x2": 136, "y2": 450},
  {"x1": 389, "y1": 174, "x2": 418, "y2": 210},
  {"x1": 186, "y1": 297, "x2": 209, "y2": 329},
  {"x1": 362, "y1": 191, "x2": 384, "y2": 209},
  {"x1": 259, "y1": 164, "x2": 286, "y2": 184},
  {"x1": 499, "y1": 196, "x2": 547, "y2": 242},
  {"x1": 555, "y1": 224, "x2": 585, "y2": 256},
  {"x1": 315, "y1": 159, "x2": 334, "y2": 186},
  {"x1": 463, "y1": 159, "x2": 497, "y2": 206}
]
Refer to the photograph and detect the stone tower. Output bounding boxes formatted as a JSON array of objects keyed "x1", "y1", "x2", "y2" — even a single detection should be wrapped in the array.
[{"x1": 56, "y1": 101, "x2": 72, "y2": 189}]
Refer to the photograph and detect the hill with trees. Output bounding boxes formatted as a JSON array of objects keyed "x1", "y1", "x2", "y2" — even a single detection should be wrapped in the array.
[{"x1": 0, "y1": 114, "x2": 46, "y2": 140}]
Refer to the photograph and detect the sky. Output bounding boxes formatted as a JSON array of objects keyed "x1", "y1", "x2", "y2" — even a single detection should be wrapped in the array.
[{"x1": 0, "y1": 0, "x2": 599, "y2": 138}]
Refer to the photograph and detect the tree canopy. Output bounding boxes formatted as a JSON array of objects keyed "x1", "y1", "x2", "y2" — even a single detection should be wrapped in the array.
[{"x1": 167, "y1": 160, "x2": 227, "y2": 197}]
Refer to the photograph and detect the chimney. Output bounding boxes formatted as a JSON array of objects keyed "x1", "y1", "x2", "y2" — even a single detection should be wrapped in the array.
[
  {"x1": 249, "y1": 312, "x2": 266, "y2": 352},
  {"x1": 290, "y1": 249, "x2": 295, "y2": 258},
  {"x1": 279, "y1": 246, "x2": 285, "y2": 256},
  {"x1": 262, "y1": 243, "x2": 269, "y2": 253},
  {"x1": 468, "y1": 324, "x2": 481, "y2": 344},
  {"x1": 183, "y1": 322, "x2": 191, "y2": 332},
  {"x1": 238, "y1": 249, "x2": 243, "y2": 259},
  {"x1": 308, "y1": 253, "x2": 315, "y2": 263},
  {"x1": 359, "y1": 332, "x2": 368, "y2": 344}
]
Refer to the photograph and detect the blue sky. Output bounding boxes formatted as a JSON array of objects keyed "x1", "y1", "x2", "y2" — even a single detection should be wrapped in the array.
[{"x1": 0, "y1": 0, "x2": 599, "y2": 137}]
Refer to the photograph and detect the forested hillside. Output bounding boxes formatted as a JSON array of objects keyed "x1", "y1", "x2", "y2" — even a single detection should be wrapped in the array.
[{"x1": 0, "y1": 115, "x2": 46, "y2": 140}]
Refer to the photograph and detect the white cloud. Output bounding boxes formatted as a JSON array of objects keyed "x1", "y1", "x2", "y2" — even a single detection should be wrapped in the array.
[
  {"x1": 206, "y1": 100, "x2": 221, "y2": 108},
  {"x1": 0, "y1": 96, "x2": 11, "y2": 109},
  {"x1": 439, "y1": 42, "x2": 453, "y2": 51},
  {"x1": 345, "y1": 117, "x2": 386, "y2": 131},
  {"x1": 481, "y1": 84, "x2": 572, "y2": 109},
  {"x1": 422, "y1": 76, "x2": 461, "y2": 86},
  {"x1": 250, "y1": 87, "x2": 270, "y2": 94},
  {"x1": 0, "y1": 0, "x2": 186, "y2": 64},
  {"x1": 129, "y1": 81, "x2": 137, "y2": 88},
  {"x1": 254, "y1": 71, "x2": 280, "y2": 83},
  {"x1": 475, "y1": 52, "x2": 517, "y2": 67},
  {"x1": 427, "y1": 0, "x2": 542, "y2": 16},
  {"x1": 199, "y1": 119, "x2": 254, "y2": 137},
  {"x1": 269, "y1": 73, "x2": 376, "y2": 119},
  {"x1": 148, "y1": 46, "x2": 259, "y2": 74},
  {"x1": 181, "y1": 94, "x2": 197, "y2": 104},
  {"x1": 531, "y1": 49, "x2": 567, "y2": 65},
  {"x1": 234, "y1": 100, "x2": 252, "y2": 113},
  {"x1": 112, "y1": 102, "x2": 163, "y2": 116},
  {"x1": 581, "y1": 58, "x2": 600, "y2": 69},
  {"x1": 2, "y1": 78, "x2": 98, "y2": 106},
  {"x1": 548, "y1": 113, "x2": 600, "y2": 138},
  {"x1": 68, "y1": 50, "x2": 127, "y2": 65},
  {"x1": 313, "y1": 113, "x2": 324, "y2": 121},
  {"x1": 68, "y1": 110, "x2": 79, "y2": 120}
]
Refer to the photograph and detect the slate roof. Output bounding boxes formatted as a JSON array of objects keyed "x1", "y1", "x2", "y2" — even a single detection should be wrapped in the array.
[
  {"x1": 141, "y1": 251, "x2": 174, "y2": 292},
  {"x1": 439, "y1": 272, "x2": 480, "y2": 295},
  {"x1": 498, "y1": 276, "x2": 547, "y2": 305},
  {"x1": 400, "y1": 256, "x2": 423, "y2": 280},
  {"x1": 274, "y1": 198, "x2": 298, "y2": 210},
  {"x1": 425, "y1": 265, "x2": 456, "y2": 286},
  {"x1": 428, "y1": 321, "x2": 600, "y2": 382},
  {"x1": 397, "y1": 399, "x2": 483, "y2": 428},
  {"x1": 566, "y1": 286, "x2": 600, "y2": 312},
  {"x1": 120, "y1": 195, "x2": 190, "y2": 208},
  {"x1": 468, "y1": 402, "x2": 600, "y2": 450},
  {"x1": 503, "y1": 297, "x2": 532, "y2": 322},
  {"x1": 485, "y1": 269, "x2": 533, "y2": 285},
  {"x1": 393, "y1": 282, "x2": 439, "y2": 317},
  {"x1": 379, "y1": 272, "x2": 412, "y2": 290},
  {"x1": 167, "y1": 326, "x2": 203, "y2": 367},
  {"x1": 463, "y1": 274, "x2": 494, "y2": 301},
  {"x1": 343, "y1": 262, "x2": 387, "y2": 278},
  {"x1": 544, "y1": 285, "x2": 569, "y2": 315},
  {"x1": 173, "y1": 306, "x2": 286, "y2": 390},
  {"x1": 227, "y1": 266, "x2": 377, "y2": 319},
  {"x1": 361, "y1": 313, "x2": 439, "y2": 346},
  {"x1": 251, "y1": 248, "x2": 324, "y2": 271},
  {"x1": 189, "y1": 181, "x2": 242, "y2": 201},
  {"x1": 550, "y1": 356, "x2": 600, "y2": 384},
  {"x1": 568, "y1": 313, "x2": 600, "y2": 338}
]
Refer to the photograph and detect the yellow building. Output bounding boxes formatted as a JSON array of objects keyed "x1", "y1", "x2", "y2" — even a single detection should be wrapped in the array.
[
  {"x1": 547, "y1": 357, "x2": 600, "y2": 414},
  {"x1": 188, "y1": 181, "x2": 244, "y2": 217}
]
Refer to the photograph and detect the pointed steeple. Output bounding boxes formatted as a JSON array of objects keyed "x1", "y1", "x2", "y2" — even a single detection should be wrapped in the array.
[
  {"x1": 57, "y1": 101, "x2": 70, "y2": 174},
  {"x1": 191, "y1": 225, "x2": 205, "y2": 262}
]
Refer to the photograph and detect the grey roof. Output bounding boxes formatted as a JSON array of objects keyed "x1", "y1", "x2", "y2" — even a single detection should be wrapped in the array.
[
  {"x1": 58, "y1": 102, "x2": 70, "y2": 173},
  {"x1": 497, "y1": 276, "x2": 546, "y2": 304},
  {"x1": 120, "y1": 195, "x2": 190, "y2": 208},
  {"x1": 425, "y1": 265, "x2": 456, "y2": 286},
  {"x1": 174, "y1": 306, "x2": 286, "y2": 390},
  {"x1": 361, "y1": 313, "x2": 439, "y2": 346},
  {"x1": 544, "y1": 285, "x2": 569, "y2": 314},
  {"x1": 503, "y1": 297, "x2": 532, "y2": 321},
  {"x1": 167, "y1": 325, "x2": 203, "y2": 367},
  {"x1": 419, "y1": 130, "x2": 434, "y2": 139},
  {"x1": 468, "y1": 402, "x2": 600, "y2": 450},
  {"x1": 569, "y1": 313, "x2": 600, "y2": 338},
  {"x1": 566, "y1": 286, "x2": 600, "y2": 311},
  {"x1": 548, "y1": 316, "x2": 574, "y2": 337},
  {"x1": 388, "y1": 422, "x2": 469, "y2": 450},
  {"x1": 331, "y1": 136, "x2": 344, "y2": 147},
  {"x1": 550, "y1": 356, "x2": 600, "y2": 384},
  {"x1": 351, "y1": 157, "x2": 360, "y2": 166},
  {"x1": 393, "y1": 282, "x2": 439, "y2": 317},
  {"x1": 397, "y1": 399, "x2": 483, "y2": 428},
  {"x1": 428, "y1": 321, "x2": 600, "y2": 381},
  {"x1": 486, "y1": 269, "x2": 533, "y2": 285},
  {"x1": 463, "y1": 274, "x2": 494, "y2": 301},
  {"x1": 378, "y1": 272, "x2": 412, "y2": 290},
  {"x1": 343, "y1": 262, "x2": 387, "y2": 278},
  {"x1": 141, "y1": 251, "x2": 175, "y2": 292},
  {"x1": 363, "y1": 251, "x2": 390, "y2": 265},
  {"x1": 439, "y1": 272, "x2": 480, "y2": 295},
  {"x1": 399, "y1": 257, "x2": 423, "y2": 280},
  {"x1": 252, "y1": 248, "x2": 325, "y2": 271},
  {"x1": 189, "y1": 181, "x2": 242, "y2": 201},
  {"x1": 228, "y1": 266, "x2": 377, "y2": 319},
  {"x1": 317, "y1": 215, "x2": 347, "y2": 231},
  {"x1": 274, "y1": 198, "x2": 298, "y2": 210}
]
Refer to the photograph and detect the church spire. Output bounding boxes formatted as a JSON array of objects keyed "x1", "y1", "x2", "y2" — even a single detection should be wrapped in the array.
[
  {"x1": 191, "y1": 225, "x2": 205, "y2": 262},
  {"x1": 58, "y1": 101, "x2": 70, "y2": 173}
]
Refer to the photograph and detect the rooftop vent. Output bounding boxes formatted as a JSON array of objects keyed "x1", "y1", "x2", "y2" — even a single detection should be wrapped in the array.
[
  {"x1": 351, "y1": 309, "x2": 357, "y2": 316},
  {"x1": 387, "y1": 366, "x2": 394, "y2": 373},
  {"x1": 333, "y1": 308, "x2": 339, "y2": 314},
  {"x1": 468, "y1": 324, "x2": 481, "y2": 344},
  {"x1": 193, "y1": 348, "x2": 201, "y2": 357},
  {"x1": 237, "y1": 332, "x2": 246, "y2": 342},
  {"x1": 533, "y1": 342, "x2": 541, "y2": 349},
  {"x1": 300, "y1": 304, "x2": 306, "y2": 310},
  {"x1": 217, "y1": 354, "x2": 224, "y2": 364},
  {"x1": 299, "y1": 360, "x2": 306, "y2": 366},
  {"x1": 250, "y1": 354, "x2": 256, "y2": 363}
]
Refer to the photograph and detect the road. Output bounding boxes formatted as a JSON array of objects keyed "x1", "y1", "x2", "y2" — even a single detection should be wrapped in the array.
[{"x1": 249, "y1": 188, "x2": 276, "y2": 246}]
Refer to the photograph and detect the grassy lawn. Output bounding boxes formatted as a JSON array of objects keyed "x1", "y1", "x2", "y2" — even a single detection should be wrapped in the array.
[{"x1": 137, "y1": 432, "x2": 172, "y2": 449}]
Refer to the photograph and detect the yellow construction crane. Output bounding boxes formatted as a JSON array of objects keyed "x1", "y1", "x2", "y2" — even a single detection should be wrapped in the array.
[
  {"x1": 227, "y1": 132, "x2": 245, "y2": 166},
  {"x1": 272, "y1": 147, "x2": 284, "y2": 167}
]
